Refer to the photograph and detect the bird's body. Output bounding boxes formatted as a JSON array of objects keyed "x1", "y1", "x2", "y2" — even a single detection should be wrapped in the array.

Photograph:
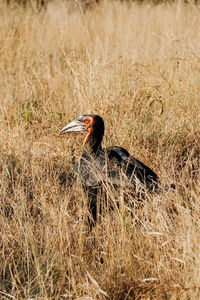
[{"x1": 59, "y1": 114, "x2": 160, "y2": 224}]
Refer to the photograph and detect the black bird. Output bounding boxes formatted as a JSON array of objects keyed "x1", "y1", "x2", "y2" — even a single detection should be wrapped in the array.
[{"x1": 59, "y1": 114, "x2": 160, "y2": 224}]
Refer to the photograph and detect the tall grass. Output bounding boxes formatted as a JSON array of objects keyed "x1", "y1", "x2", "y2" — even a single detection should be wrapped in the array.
[{"x1": 0, "y1": 1, "x2": 200, "y2": 298}]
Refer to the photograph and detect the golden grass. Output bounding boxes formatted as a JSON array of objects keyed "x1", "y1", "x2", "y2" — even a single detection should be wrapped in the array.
[{"x1": 0, "y1": 1, "x2": 200, "y2": 298}]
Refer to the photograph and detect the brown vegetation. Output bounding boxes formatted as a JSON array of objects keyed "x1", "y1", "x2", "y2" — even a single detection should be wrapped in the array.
[{"x1": 0, "y1": 1, "x2": 200, "y2": 298}]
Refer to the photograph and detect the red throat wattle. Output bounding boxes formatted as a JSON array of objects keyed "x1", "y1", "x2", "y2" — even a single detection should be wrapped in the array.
[{"x1": 83, "y1": 127, "x2": 92, "y2": 145}]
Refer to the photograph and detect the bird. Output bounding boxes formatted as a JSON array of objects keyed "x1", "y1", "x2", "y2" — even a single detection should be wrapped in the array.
[{"x1": 59, "y1": 114, "x2": 160, "y2": 225}]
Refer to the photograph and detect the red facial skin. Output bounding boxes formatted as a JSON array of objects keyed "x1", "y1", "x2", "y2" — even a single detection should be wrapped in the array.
[{"x1": 83, "y1": 116, "x2": 95, "y2": 145}]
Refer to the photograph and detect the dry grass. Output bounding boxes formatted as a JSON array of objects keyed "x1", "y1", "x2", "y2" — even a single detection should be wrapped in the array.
[{"x1": 0, "y1": 1, "x2": 200, "y2": 298}]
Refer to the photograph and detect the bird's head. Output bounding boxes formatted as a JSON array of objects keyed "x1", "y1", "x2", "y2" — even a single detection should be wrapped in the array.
[{"x1": 59, "y1": 114, "x2": 104, "y2": 152}]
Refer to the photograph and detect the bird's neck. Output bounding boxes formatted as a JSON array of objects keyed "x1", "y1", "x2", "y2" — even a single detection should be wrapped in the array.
[{"x1": 83, "y1": 131, "x2": 103, "y2": 155}]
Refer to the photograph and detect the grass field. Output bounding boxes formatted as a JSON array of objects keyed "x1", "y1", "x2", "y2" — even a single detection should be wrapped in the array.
[{"x1": 0, "y1": 1, "x2": 200, "y2": 298}]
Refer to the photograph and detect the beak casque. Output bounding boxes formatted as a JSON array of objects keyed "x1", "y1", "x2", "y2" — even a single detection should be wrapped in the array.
[{"x1": 58, "y1": 116, "x2": 87, "y2": 136}]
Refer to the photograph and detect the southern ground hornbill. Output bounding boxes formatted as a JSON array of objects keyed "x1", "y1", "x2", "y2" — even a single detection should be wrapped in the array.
[{"x1": 59, "y1": 114, "x2": 160, "y2": 224}]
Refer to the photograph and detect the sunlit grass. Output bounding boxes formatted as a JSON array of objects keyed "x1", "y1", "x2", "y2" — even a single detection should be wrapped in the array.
[{"x1": 0, "y1": 1, "x2": 200, "y2": 298}]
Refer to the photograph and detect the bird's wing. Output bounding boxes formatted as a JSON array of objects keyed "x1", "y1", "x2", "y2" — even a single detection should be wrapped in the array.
[
  {"x1": 106, "y1": 146, "x2": 159, "y2": 191},
  {"x1": 79, "y1": 146, "x2": 159, "y2": 192}
]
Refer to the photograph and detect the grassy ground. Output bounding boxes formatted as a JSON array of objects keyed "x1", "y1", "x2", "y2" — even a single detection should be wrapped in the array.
[{"x1": 0, "y1": 1, "x2": 200, "y2": 299}]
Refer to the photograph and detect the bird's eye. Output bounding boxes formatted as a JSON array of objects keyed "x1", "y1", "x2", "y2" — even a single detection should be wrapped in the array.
[{"x1": 83, "y1": 118, "x2": 89, "y2": 124}]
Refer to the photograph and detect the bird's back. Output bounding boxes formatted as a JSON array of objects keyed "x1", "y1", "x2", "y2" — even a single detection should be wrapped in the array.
[{"x1": 79, "y1": 146, "x2": 159, "y2": 193}]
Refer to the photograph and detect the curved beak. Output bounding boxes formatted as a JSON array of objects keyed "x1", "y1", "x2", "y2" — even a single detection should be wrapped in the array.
[{"x1": 58, "y1": 117, "x2": 87, "y2": 136}]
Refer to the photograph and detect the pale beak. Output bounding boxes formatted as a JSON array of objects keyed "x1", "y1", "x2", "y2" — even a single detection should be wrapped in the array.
[{"x1": 58, "y1": 117, "x2": 87, "y2": 136}]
